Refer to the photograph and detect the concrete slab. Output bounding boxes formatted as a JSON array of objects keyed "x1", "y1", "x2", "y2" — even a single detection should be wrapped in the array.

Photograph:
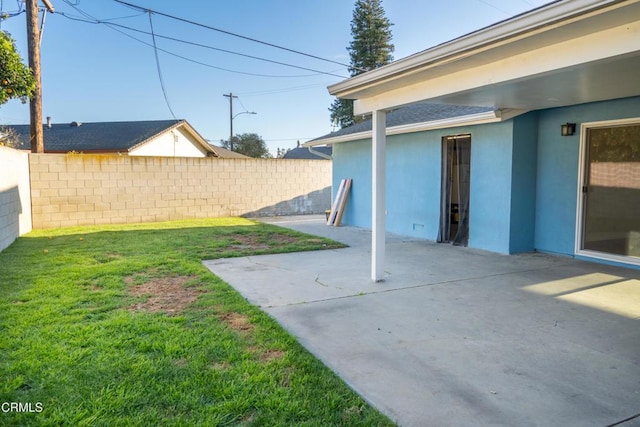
[{"x1": 204, "y1": 215, "x2": 640, "y2": 427}]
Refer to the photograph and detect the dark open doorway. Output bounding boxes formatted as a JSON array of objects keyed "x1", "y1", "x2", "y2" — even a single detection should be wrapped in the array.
[{"x1": 438, "y1": 134, "x2": 471, "y2": 246}]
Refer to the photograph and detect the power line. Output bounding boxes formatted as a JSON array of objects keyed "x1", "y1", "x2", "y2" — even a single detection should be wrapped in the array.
[
  {"x1": 55, "y1": 9, "x2": 347, "y2": 78},
  {"x1": 113, "y1": 0, "x2": 365, "y2": 73},
  {"x1": 207, "y1": 136, "x2": 320, "y2": 143},
  {"x1": 109, "y1": 24, "x2": 326, "y2": 78},
  {"x1": 0, "y1": 0, "x2": 26, "y2": 24},
  {"x1": 102, "y1": 21, "x2": 348, "y2": 78},
  {"x1": 263, "y1": 138, "x2": 317, "y2": 142},
  {"x1": 236, "y1": 83, "x2": 330, "y2": 97},
  {"x1": 56, "y1": 10, "x2": 336, "y2": 78},
  {"x1": 473, "y1": 0, "x2": 512, "y2": 15},
  {"x1": 100, "y1": 11, "x2": 146, "y2": 21},
  {"x1": 147, "y1": 11, "x2": 176, "y2": 119},
  {"x1": 58, "y1": 0, "x2": 176, "y2": 117},
  {"x1": 236, "y1": 97, "x2": 253, "y2": 114}
]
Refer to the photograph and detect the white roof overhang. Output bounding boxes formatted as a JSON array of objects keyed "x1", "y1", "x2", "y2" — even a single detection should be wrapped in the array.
[
  {"x1": 305, "y1": 109, "x2": 529, "y2": 146},
  {"x1": 329, "y1": 0, "x2": 640, "y2": 115}
]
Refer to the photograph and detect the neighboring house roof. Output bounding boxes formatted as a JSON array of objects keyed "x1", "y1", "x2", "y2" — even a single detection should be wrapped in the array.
[
  {"x1": 283, "y1": 146, "x2": 332, "y2": 160},
  {"x1": 207, "y1": 144, "x2": 250, "y2": 159},
  {"x1": 7, "y1": 119, "x2": 246, "y2": 158},
  {"x1": 308, "y1": 103, "x2": 498, "y2": 146}
]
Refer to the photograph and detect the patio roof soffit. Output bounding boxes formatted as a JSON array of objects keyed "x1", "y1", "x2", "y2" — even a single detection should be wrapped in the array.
[
  {"x1": 304, "y1": 108, "x2": 526, "y2": 147},
  {"x1": 327, "y1": 0, "x2": 640, "y2": 116}
]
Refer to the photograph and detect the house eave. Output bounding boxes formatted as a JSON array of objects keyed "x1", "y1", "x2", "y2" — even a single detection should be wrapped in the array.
[
  {"x1": 305, "y1": 109, "x2": 523, "y2": 147},
  {"x1": 328, "y1": 0, "x2": 626, "y2": 100}
]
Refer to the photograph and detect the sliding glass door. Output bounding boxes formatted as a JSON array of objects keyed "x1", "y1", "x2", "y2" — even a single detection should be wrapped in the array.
[{"x1": 581, "y1": 122, "x2": 640, "y2": 260}]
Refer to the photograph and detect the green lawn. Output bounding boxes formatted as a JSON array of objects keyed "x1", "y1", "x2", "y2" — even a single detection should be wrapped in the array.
[{"x1": 0, "y1": 218, "x2": 394, "y2": 426}]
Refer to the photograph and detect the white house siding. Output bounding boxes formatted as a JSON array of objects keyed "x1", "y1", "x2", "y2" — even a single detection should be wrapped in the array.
[
  {"x1": 0, "y1": 146, "x2": 32, "y2": 252},
  {"x1": 129, "y1": 128, "x2": 209, "y2": 157}
]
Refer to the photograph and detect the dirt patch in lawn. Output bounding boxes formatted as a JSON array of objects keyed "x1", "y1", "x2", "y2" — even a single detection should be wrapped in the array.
[
  {"x1": 247, "y1": 346, "x2": 286, "y2": 363},
  {"x1": 226, "y1": 233, "x2": 300, "y2": 250},
  {"x1": 174, "y1": 358, "x2": 188, "y2": 368},
  {"x1": 220, "y1": 312, "x2": 255, "y2": 333},
  {"x1": 126, "y1": 275, "x2": 202, "y2": 315},
  {"x1": 260, "y1": 349, "x2": 286, "y2": 363},
  {"x1": 209, "y1": 361, "x2": 231, "y2": 371}
]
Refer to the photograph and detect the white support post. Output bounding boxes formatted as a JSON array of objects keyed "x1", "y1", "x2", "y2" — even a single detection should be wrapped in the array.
[{"x1": 372, "y1": 109, "x2": 386, "y2": 282}]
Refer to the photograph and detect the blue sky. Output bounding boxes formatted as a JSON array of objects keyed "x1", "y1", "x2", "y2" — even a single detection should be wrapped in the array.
[{"x1": 0, "y1": 0, "x2": 551, "y2": 155}]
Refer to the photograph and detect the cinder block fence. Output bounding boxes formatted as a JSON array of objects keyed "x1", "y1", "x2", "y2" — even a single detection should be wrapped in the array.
[
  {"x1": 29, "y1": 154, "x2": 331, "y2": 229},
  {"x1": 0, "y1": 149, "x2": 331, "y2": 250}
]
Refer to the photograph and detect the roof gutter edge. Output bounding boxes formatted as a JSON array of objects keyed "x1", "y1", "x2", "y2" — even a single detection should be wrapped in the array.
[
  {"x1": 305, "y1": 109, "x2": 527, "y2": 146},
  {"x1": 328, "y1": 0, "x2": 625, "y2": 97},
  {"x1": 307, "y1": 146, "x2": 333, "y2": 160}
]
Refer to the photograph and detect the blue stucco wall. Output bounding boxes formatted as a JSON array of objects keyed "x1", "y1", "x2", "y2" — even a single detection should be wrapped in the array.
[
  {"x1": 534, "y1": 96, "x2": 640, "y2": 256},
  {"x1": 386, "y1": 132, "x2": 441, "y2": 239},
  {"x1": 332, "y1": 133, "x2": 441, "y2": 239},
  {"x1": 332, "y1": 139, "x2": 372, "y2": 228},
  {"x1": 332, "y1": 96, "x2": 640, "y2": 260},
  {"x1": 332, "y1": 121, "x2": 519, "y2": 253},
  {"x1": 466, "y1": 122, "x2": 514, "y2": 253},
  {"x1": 509, "y1": 113, "x2": 539, "y2": 253}
]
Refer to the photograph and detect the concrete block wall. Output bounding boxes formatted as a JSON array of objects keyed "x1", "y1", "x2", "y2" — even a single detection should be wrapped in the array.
[
  {"x1": 29, "y1": 154, "x2": 331, "y2": 229},
  {"x1": 0, "y1": 146, "x2": 33, "y2": 251}
]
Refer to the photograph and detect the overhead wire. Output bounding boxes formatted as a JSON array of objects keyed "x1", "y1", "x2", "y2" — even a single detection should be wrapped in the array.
[
  {"x1": 102, "y1": 21, "x2": 348, "y2": 78},
  {"x1": 236, "y1": 97, "x2": 252, "y2": 114},
  {"x1": 473, "y1": 0, "x2": 512, "y2": 15},
  {"x1": 147, "y1": 11, "x2": 177, "y2": 119},
  {"x1": 52, "y1": 1, "x2": 344, "y2": 145},
  {"x1": 100, "y1": 11, "x2": 146, "y2": 21},
  {"x1": 112, "y1": 0, "x2": 365, "y2": 73},
  {"x1": 262, "y1": 137, "x2": 316, "y2": 142},
  {"x1": 59, "y1": 0, "x2": 178, "y2": 118},
  {"x1": 56, "y1": 10, "x2": 338, "y2": 78},
  {"x1": 55, "y1": 8, "x2": 347, "y2": 78},
  {"x1": 0, "y1": 0, "x2": 26, "y2": 24},
  {"x1": 236, "y1": 82, "x2": 330, "y2": 97}
]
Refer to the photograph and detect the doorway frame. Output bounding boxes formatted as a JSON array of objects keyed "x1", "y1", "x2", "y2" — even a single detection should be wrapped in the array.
[
  {"x1": 438, "y1": 133, "x2": 471, "y2": 246},
  {"x1": 575, "y1": 117, "x2": 640, "y2": 267}
]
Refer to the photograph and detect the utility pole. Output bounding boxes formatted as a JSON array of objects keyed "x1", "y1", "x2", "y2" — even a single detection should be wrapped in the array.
[
  {"x1": 26, "y1": 0, "x2": 44, "y2": 153},
  {"x1": 26, "y1": 0, "x2": 53, "y2": 153},
  {"x1": 223, "y1": 92, "x2": 237, "y2": 151}
]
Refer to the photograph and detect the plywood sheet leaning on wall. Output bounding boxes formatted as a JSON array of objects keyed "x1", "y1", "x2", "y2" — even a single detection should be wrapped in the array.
[
  {"x1": 327, "y1": 178, "x2": 352, "y2": 227},
  {"x1": 327, "y1": 179, "x2": 346, "y2": 226}
]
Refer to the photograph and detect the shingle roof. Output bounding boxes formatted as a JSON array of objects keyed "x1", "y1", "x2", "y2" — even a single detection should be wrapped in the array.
[
  {"x1": 8, "y1": 119, "x2": 188, "y2": 153},
  {"x1": 311, "y1": 103, "x2": 494, "y2": 142},
  {"x1": 283, "y1": 146, "x2": 332, "y2": 160},
  {"x1": 207, "y1": 144, "x2": 250, "y2": 159}
]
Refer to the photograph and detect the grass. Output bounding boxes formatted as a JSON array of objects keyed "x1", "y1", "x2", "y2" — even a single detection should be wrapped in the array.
[{"x1": 0, "y1": 218, "x2": 394, "y2": 426}]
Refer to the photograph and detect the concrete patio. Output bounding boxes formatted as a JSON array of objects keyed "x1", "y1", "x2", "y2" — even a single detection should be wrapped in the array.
[{"x1": 203, "y1": 215, "x2": 640, "y2": 427}]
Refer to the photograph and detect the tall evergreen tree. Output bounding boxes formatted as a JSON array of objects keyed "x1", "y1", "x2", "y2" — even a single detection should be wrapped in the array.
[
  {"x1": 347, "y1": 0, "x2": 394, "y2": 74},
  {"x1": 329, "y1": 0, "x2": 394, "y2": 129}
]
